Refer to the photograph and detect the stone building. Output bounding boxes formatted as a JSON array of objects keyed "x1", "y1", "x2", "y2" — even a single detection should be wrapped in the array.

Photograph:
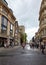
[
  {"x1": 35, "y1": 31, "x2": 40, "y2": 44},
  {"x1": 19, "y1": 26, "x2": 25, "y2": 34},
  {"x1": 19, "y1": 25, "x2": 25, "y2": 44},
  {"x1": 14, "y1": 21, "x2": 20, "y2": 45},
  {"x1": 39, "y1": 0, "x2": 46, "y2": 44},
  {"x1": 0, "y1": 0, "x2": 16, "y2": 47}
]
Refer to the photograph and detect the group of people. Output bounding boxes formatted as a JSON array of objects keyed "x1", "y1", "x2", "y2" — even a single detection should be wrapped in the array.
[
  {"x1": 30, "y1": 42, "x2": 39, "y2": 49},
  {"x1": 29, "y1": 41, "x2": 46, "y2": 54},
  {"x1": 4, "y1": 41, "x2": 14, "y2": 48}
]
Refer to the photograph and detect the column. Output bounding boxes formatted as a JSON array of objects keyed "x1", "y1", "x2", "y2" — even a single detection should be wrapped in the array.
[
  {"x1": 7, "y1": 21, "x2": 10, "y2": 36},
  {"x1": 0, "y1": 15, "x2": 2, "y2": 33},
  {"x1": 7, "y1": 21, "x2": 10, "y2": 46},
  {"x1": 18, "y1": 33, "x2": 21, "y2": 45},
  {"x1": 13, "y1": 25, "x2": 15, "y2": 37},
  {"x1": 12, "y1": 25, "x2": 15, "y2": 45}
]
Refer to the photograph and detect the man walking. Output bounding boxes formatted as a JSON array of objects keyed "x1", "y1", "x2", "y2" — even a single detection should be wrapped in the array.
[{"x1": 41, "y1": 41, "x2": 45, "y2": 54}]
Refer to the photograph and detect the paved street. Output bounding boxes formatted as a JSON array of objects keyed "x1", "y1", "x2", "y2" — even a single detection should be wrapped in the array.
[{"x1": 0, "y1": 44, "x2": 46, "y2": 65}]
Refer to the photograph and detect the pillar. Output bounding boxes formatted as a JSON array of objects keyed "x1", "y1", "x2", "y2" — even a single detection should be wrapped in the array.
[
  {"x1": 13, "y1": 25, "x2": 15, "y2": 37},
  {"x1": 0, "y1": 15, "x2": 2, "y2": 33},
  {"x1": 7, "y1": 21, "x2": 10, "y2": 45}
]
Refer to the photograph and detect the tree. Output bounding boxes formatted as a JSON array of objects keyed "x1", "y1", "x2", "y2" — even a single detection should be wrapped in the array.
[
  {"x1": 20, "y1": 33, "x2": 27, "y2": 45},
  {"x1": 24, "y1": 33, "x2": 27, "y2": 43}
]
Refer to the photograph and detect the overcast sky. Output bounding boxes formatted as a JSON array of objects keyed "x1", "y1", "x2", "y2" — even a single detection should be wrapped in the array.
[{"x1": 6, "y1": 0, "x2": 42, "y2": 42}]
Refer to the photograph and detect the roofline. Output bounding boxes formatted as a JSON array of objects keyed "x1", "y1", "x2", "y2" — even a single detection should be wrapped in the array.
[{"x1": 0, "y1": 1, "x2": 16, "y2": 20}]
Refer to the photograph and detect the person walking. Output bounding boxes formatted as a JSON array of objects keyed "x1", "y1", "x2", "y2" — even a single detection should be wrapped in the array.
[
  {"x1": 22, "y1": 43, "x2": 25, "y2": 49},
  {"x1": 41, "y1": 41, "x2": 45, "y2": 54}
]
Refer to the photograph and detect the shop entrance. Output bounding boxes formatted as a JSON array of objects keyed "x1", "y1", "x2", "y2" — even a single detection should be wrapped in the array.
[{"x1": 0, "y1": 37, "x2": 7, "y2": 47}]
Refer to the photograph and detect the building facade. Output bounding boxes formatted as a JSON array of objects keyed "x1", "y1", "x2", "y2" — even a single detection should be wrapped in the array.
[
  {"x1": 14, "y1": 21, "x2": 20, "y2": 45},
  {"x1": 39, "y1": 0, "x2": 46, "y2": 44},
  {"x1": 35, "y1": 31, "x2": 40, "y2": 44},
  {"x1": 0, "y1": 0, "x2": 16, "y2": 47},
  {"x1": 19, "y1": 26, "x2": 25, "y2": 34},
  {"x1": 19, "y1": 25, "x2": 25, "y2": 44}
]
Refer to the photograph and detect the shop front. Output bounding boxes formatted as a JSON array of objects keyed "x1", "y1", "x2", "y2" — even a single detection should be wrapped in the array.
[{"x1": 0, "y1": 37, "x2": 7, "y2": 47}]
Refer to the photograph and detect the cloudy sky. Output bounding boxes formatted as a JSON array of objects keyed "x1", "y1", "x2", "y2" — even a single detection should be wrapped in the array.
[{"x1": 6, "y1": 0, "x2": 42, "y2": 41}]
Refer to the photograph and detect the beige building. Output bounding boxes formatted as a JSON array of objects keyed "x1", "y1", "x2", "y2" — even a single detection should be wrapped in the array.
[
  {"x1": 19, "y1": 25, "x2": 25, "y2": 34},
  {"x1": 19, "y1": 25, "x2": 25, "y2": 44},
  {"x1": 14, "y1": 21, "x2": 20, "y2": 45},
  {"x1": 0, "y1": 0, "x2": 16, "y2": 47},
  {"x1": 39, "y1": 0, "x2": 46, "y2": 44},
  {"x1": 14, "y1": 25, "x2": 25, "y2": 45},
  {"x1": 35, "y1": 31, "x2": 40, "y2": 43}
]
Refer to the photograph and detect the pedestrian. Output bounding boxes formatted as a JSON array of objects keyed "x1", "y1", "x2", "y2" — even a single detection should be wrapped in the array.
[
  {"x1": 11, "y1": 41, "x2": 14, "y2": 48},
  {"x1": 41, "y1": 41, "x2": 45, "y2": 54},
  {"x1": 4, "y1": 43, "x2": 6, "y2": 48},
  {"x1": 22, "y1": 43, "x2": 25, "y2": 49},
  {"x1": 37, "y1": 44, "x2": 39, "y2": 48},
  {"x1": 32, "y1": 42, "x2": 34, "y2": 48}
]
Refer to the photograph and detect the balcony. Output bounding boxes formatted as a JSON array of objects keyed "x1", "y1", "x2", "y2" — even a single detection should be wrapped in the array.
[
  {"x1": 40, "y1": 3, "x2": 46, "y2": 14},
  {"x1": 41, "y1": 2, "x2": 46, "y2": 9},
  {"x1": 0, "y1": 10, "x2": 8, "y2": 18},
  {"x1": 42, "y1": 34, "x2": 46, "y2": 38},
  {"x1": 40, "y1": 21, "x2": 46, "y2": 29}
]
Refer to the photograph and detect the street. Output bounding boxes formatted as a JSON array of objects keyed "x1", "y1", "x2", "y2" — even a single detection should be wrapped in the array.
[{"x1": 0, "y1": 44, "x2": 46, "y2": 65}]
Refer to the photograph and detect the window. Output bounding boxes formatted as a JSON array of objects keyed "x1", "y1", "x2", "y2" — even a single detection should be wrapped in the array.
[
  {"x1": 44, "y1": 10, "x2": 46, "y2": 14},
  {"x1": 10, "y1": 24, "x2": 13, "y2": 30},
  {"x1": 44, "y1": 1, "x2": 46, "y2": 6},
  {"x1": 44, "y1": 18, "x2": 46, "y2": 24},
  {"x1": 15, "y1": 21, "x2": 18, "y2": 28},
  {"x1": 44, "y1": 29, "x2": 46, "y2": 35},
  {"x1": 1, "y1": 16, "x2": 8, "y2": 32},
  {"x1": 10, "y1": 24, "x2": 13, "y2": 35},
  {"x1": 15, "y1": 30, "x2": 18, "y2": 33},
  {"x1": 41, "y1": 30, "x2": 43, "y2": 36}
]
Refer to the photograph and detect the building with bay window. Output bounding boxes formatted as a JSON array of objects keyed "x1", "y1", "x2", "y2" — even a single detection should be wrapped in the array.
[{"x1": 0, "y1": 0, "x2": 16, "y2": 47}]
